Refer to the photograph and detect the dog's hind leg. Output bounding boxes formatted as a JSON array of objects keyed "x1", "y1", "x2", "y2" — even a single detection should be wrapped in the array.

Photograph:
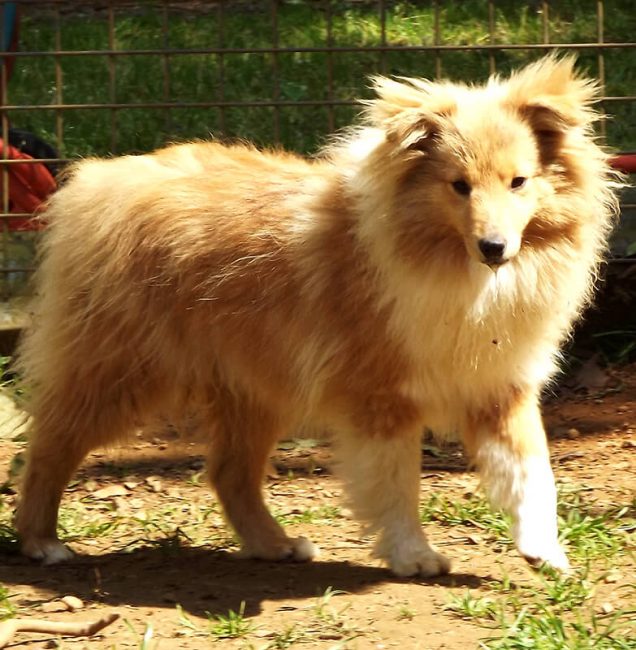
[
  {"x1": 16, "y1": 376, "x2": 144, "y2": 564},
  {"x1": 17, "y1": 421, "x2": 94, "y2": 564},
  {"x1": 337, "y1": 428, "x2": 451, "y2": 577},
  {"x1": 206, "y1": 399, "x2": 317, "y2": 562},
  {"x1": 464, "y1": 392, "x2": 569, "y2": 572}
]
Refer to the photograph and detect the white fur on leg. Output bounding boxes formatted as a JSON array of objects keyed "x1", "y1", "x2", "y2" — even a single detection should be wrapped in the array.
[
  {"x1": 374, "y1": 526, "x2": 451, "y2": 577},
  {"x1": 236, "y1": 536, "x2": 319, "y2": 562},
  {"x1": 338, "y1": 430, "x2": 451, "y2": 578},
  {"x1": 476, "y1": 441, "x2": 569, "y2": 571},
  {"x1": 511, "y1": 456, "x2": 569, "y2": 570}
]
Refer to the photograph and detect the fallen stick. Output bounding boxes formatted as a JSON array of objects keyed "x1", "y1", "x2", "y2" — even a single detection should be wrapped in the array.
[{"x1": 0, "y1": 612, "x2": 119, "y2": 648}]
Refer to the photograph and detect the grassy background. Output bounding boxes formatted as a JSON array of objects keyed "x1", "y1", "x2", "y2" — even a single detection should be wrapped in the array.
[{"x1": 9, "y1": 0, "x2": 636, "y2": 158}]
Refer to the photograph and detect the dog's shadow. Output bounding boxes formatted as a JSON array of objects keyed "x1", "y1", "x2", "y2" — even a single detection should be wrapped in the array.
[{"x1": 0, "y1": 544, "x2": 486, "y2": 618}]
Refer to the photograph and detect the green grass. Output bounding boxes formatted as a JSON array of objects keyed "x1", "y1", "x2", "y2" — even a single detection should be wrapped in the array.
[
  {"x1": 178, "y1": 601, "x2": 255, "y2": 641},
  {"x1": 275, "y1": 504, "x2": 342, "y2": 527},
  {"x1": 174, "y1": 587, "x2": 361, "y2": 647},
  {"x1": 0, "y1": 585, "x2": 16, "y2": 621},
  {"x1": 207, "y1": 601, "x2": 253, "y2": 640},
  {"x1": 51, "y1": 494, "x2": 233, "y2": 557},
  {"x1": 11, "y1": 0, "x2": 636, "y2": 159},
  {"x1": 438, "y1": 487, "x2": 636, "y2": 649},
  {"x1": 446, "y1": 570, "x2": 636, "y2": 649},
  {"x1": 124, "y1": 619, "x2": 156, "y2": 650},
  {"x1": 421, "y1": 492, "x2": 513, "y2": 548},
  {"x1": 421, "y1": 485, "x2": 635, "y2": 565},
  {"x1": 558, "y1": 487, "x2": 635, "y2": 564}
]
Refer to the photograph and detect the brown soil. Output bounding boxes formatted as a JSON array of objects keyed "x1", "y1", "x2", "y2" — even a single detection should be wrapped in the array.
[{"x1": 0, "y1": 365, "x2": 634, "y2": 649}]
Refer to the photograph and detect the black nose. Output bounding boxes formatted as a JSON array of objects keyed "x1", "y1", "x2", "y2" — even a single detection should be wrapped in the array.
[{"x1": 478, "y1": 237, "x2": 507, "y2": 264}]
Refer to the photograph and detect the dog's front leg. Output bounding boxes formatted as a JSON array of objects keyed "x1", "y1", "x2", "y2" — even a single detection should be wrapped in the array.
[
  {"x1": 338, "y1": 427, "x2": 451, "y2": 577},
  {"x1": 465, "y1": 393, "x2": 569, "y2": 572}
]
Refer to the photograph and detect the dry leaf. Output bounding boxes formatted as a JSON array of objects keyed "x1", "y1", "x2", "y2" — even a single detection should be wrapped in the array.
[{"x1": 92, "y1": 485, "x2": 128, "y2": 500}]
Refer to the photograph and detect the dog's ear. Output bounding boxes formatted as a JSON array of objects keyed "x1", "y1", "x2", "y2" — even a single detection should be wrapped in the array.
[
  {"x1": 366, "y1": 76, "x2": 457, "y2": 152},
  {"x1": 505, "y1": 55, "x2": 600, "y2": 134}
]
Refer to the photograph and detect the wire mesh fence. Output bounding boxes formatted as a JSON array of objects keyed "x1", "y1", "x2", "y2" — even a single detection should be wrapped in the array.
[{"x1": 0, "y1": 0, "x2": 635, "y2": 301}]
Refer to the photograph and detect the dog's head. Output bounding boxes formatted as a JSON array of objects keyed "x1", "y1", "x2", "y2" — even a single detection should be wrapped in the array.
[{"x1": 359, "y1": 55, "x2": 605, "y2": 270}]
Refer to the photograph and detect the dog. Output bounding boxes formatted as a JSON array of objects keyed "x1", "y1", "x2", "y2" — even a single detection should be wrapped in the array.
[{"x1": 15, "y1": 55, "x2": 619, "y2": 575}]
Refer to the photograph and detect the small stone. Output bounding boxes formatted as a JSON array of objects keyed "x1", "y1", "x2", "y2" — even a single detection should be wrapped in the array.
[
  {"x1": 145, "y1": 476, "x2": 163, "y2": 492},
  {"x1": 113, "y1": 497, "x2": 131, "y2": 514},
  {"x1": 600, "y1": 602, "x2": 614, "y2": 614},
  {"x1": 41, "y1": 601, "x2": 67, "y2": 613},
  {"x1": 604, "y1": 571, "x2": 621, "y2": 583},
  {"x1": 566, "y1": 428, "x2": 581, "y2": 439},
  {"x1": 92, "y1": 484, "x2": 128, "y2": 499},
  {"x1": 61, "y1": 595, "x2": 84, "y2": 611}
]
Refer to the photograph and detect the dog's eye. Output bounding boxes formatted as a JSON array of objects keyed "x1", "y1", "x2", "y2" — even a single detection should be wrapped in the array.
[
  {"x1": 510, "y1": 176, "x2": 527, "y2": 190},
  {"x1": 451, "y1": 179, "x2": 471, "y2": 196}
]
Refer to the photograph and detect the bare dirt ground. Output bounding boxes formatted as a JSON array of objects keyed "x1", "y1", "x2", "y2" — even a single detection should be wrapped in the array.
[{"x1": 0, "y1": 364, "x2": 634, "y2": 649}]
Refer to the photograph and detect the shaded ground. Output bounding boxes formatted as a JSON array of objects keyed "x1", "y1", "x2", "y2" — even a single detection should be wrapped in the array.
[{"x1": 0, "y1": 365, "x2": 634, "y2": 649}]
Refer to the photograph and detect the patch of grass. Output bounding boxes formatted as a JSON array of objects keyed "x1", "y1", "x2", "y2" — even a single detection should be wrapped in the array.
[
  {"x1": 57, "y1": 493, "x2": 235, "y2": 557},
  {"x1": 208, "y1": 601, "x2": 253, "y2": 640},
  {"x1": 176, "y1": 589, "x2": 364, "y2": 647},
  {"x1": 446, "y1": 565, "x2": 636, "y2": 649},
  {"x1": 263, "y1": 625, "x2": 306, "y2": 649},
  {"x1": 124, "y1": 619, "x2": 156, "y2": 650},
  {"x1": 177, "y1": 602, "x2": 253, "y2": 641},
  {"x1": 446, "y1": 591, "x2": 500, "y2": 621},
  {"x1": 557, "y1": 486, "x2": 635, "y2": 563},
  {"x1": 421, "y1": 486, "x2": 635, "y2": 564},
  {"x1": 0, "y1": 585, "x2": 16, "y2": 621},
  {"x1": 302, "y1": 587, "x2": 362, "y2": 646},
  {"x1": 430, "y1": 485, "x2": 633, "y2": 647},
  {"x1": 275, "y1": 504, "x2": 342, "y2": 527},
  {"x1": 312, "y1": 586, "x2": 348, "y2": 621},
  {"x1": 396, "y1": 603, "x2": 417, "y2": 621},
  {"x1": 591, "y1": 330, "x2": 636, "y2": 365},
  {"x1": 489, "y1": 616, "x2": 632, "y2": 649},
  {"x1": 420, "y1": 492, "x2": 512, "y2": 547},
  {"x1": 58, "y1": 502, "x2": 122, "y2": 541}
]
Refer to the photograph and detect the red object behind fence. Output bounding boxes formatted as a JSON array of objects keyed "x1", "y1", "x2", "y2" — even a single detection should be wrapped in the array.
[
  {"x1": 0, "y1": 140, "x2": 56, "y2": 231},
  {"x1": 611, "y1": 153, "x2": 636, "y2": 174}
]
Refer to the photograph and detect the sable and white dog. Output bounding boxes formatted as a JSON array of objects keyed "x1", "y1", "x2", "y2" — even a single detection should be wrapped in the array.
[{"x1": 16, "y1": 56, "x2": 618, "y2": 575}]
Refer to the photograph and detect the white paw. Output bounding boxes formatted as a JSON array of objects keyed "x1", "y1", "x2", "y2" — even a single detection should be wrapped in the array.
[
  {"x1": 520, "y1": 542, "x2": 570, "y2": 573},
  {"x1": 376, "y1": 536, "x2": 451, "y2": 578},
  {"x1": 514, "y1": 526, "x2": 570, "y2": 572},
  {"x1": 238, "y1": 536, "x2": 319, "y2": 562},
  {"x1": 21, "y1": 538, "x2": 75, "y2": 565}
]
